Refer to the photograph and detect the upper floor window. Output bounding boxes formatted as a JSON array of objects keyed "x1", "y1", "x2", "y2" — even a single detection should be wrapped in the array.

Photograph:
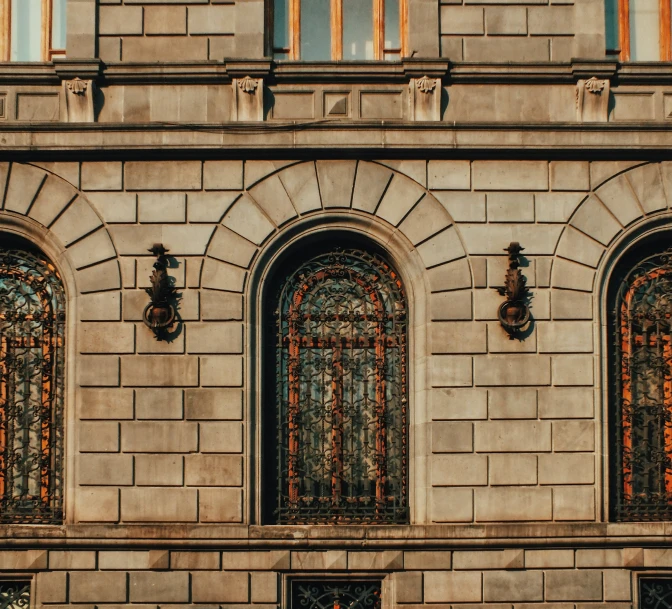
[
  {"x1": 609, "y1": 239, "x2": 672, "y2": 521},
  {"x1": 1, "y1": 0, "x2": 66, "y2": 61},
  {"x1": 0, "y1": 239, "x2": 65, "y2": 523},
  {"x1": 606, "y1": 0, "x2": 671, "y2": 60},
  {"x1": 264, "y1": 244, "x2": 408, "y2": 524},
  {"x1": 272, "y1": 0, "x2": 405, "y2": 60}
]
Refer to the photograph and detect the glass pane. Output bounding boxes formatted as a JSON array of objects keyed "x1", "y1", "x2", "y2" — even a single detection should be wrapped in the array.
[
  {"x1": 343, "y1": 0, "x2": 374, "y2": 60},
  {"x1": 300, "y1": 0, "x2": 331, "y2": 60},
  {"x1": 11, "y1": 0, "x2": 42, "y2": 61},
  {"x1": 384, "y1": 0, "x2": 400, "y2": 50},
  {"x1": 605, "y1": 0, "x2": 620, "y2": 52},
  {"x1": 51, "y1": 0, "x2": 67, "y2": 52},
  {"x1": 274, "y1": 0, "x2": 290, "y2": 55},
  {"x1": 629, "y1": 0, "x2": 661, "y2": 60}
]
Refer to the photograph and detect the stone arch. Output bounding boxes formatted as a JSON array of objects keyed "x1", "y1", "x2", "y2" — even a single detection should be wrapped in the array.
[{"x1": 551, "y1": 162, "x2": 672, "y2": 294}]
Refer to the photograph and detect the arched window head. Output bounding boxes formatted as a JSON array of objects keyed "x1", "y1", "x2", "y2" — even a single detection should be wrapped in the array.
[
  {"x1": 0, "y1": 236, "x2": 65, "y2": 523},
  {"x1": 264, "y1": 242, "x2": 408, "y2": 524},
  {"x1": 609, "y1": 236, "x2": 672, "y2": 521}
]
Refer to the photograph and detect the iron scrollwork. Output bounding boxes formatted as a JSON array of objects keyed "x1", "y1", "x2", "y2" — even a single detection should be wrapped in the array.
[
  {"x1": 0, "y1": 581, "x2": 31, "y2": 609},
  {"x1": 291, "y1": 579, "x2": 381, "y2": 609},
  {"x1": 143, "y1": 243, "x2": 177, "y2": 340},
  {"x1": 640, "y1": 577, "x2": 672, "y2": 609},
  {"x1": 495, "y1": 241, "x2": 530, "y2": 339}
]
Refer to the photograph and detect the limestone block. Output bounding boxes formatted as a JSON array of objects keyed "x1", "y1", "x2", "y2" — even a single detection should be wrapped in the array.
[
  {"x1": 208, "y1": 227, "x2": 256, "y2": 270},
  {"x1": 347, "y1": 551, "x2": 403, "y2": 570},
  {"x1": 32, "y1": 161, "x2": 79, "y2": 187},
  {"x1": 460, "y1": 224, "x2": 562, "y2": 255},
  {"x1": 464, "y1": 38, "x2": 550, "y2": 61},
  {"x1": 136, "y1": 325, "x2": 185, "y2": 354},
  {"x1": 551, "y1": 289, "x2": 593, "y2": 320},
  {"x1": 538, "y1": 321, "x2": 593, "y2": 353},
  {"x1": 441, "y1": 6, "x2": 484, "y2": 34},
  {"x1": 48, "y1": 550, "x2": 96, "y2": 570},
  {"x1": 487, "y1": 322, "x2": 537, "y2": 354},
  {"x1": 135, "y1": 388, "x2": 183, "y2": 420},
  {"x1": 185, "y1": 454, "x2": 243, "y2": 486},
  {"x1": 431, "y1": 291, "x2": 473, "y2": 321},
  {"x1": 552, "y1": 354, "x2": 594, "y2": 386},
  {"x1": 315, "y1": 160, "x2": 357, "y2": 209},
  {"x1": 81, "y1": 162, "x2": 122, "y2": 191},
  {"x1": 67, "y1": 229, "x2": 117, "y2": 270},
  {"x1": 408, "y1": 0, "x2": 440, "y2": 55},
  {"x1": 545, "y1": 570, "x2": 603, "y2": 601},
  {"x1": 123, "y1": 37, "x2": 209, "y2": 61},
  {"x1": 552, "y1": 259, "x2": 595, "y2": 292},
  {"x1": 424, "y1": 571, "x2": 482, "y2": 603},
  {"x1": 249, "y1": 175, "x2": 298, "y2": 226},
  {"x1": 473, "y1": 288, "x2": 501, "y2": 322},
  {"x1": 78, "y1": 322, "x2": 134, "y2": 354},
  {"x1": 199, "y1": 287, "x2": 243, "y2": 318},
  {"x1": 99, "y1": 5, "x2": 142, "y2": 34},
  {"x1": 528, "y1": 6, "x2": 573, "y2": 33},
  {"x1": 192, "y1": 571, "x2": 249, "y2": 603},
  {"x1": 643, "y1": 549, "x2": 672, "y2": 567},
  {"x1": 137, "y1": 193, "x2": 186, "y2": 224},
  {"x1": 472, "y1": 258, "x2": 487, "y2": 287},
  {"x1": 489, "y1": 454, "x2": 538, "y2": 486},
  {"x1": 28, "y1": 175, "x2": 77, "y2": 227},
  {"x1": 487, "y1": 193, "x2": 534, "y2": 223},
  {"x1": 525, "y1": 549, "x2": 574, "y2": 568},
  {"x1": 576, "y1": 549, "x2": 627, "y2": 569},
  {"x1": 552, "y1": 420, "x2": 595, "y2": 451},
  {"x1": 570, "y1": 195, "x2": 621, "y2": 247},
  {"x1": 394, "y1": 571, "x2": 423, "y2": 603},
  {"x1": 119, "y1": 258, "x2": 137, "y2": 289},
  {"x1": 432, "y1": 421, "x2": 473, "y2": 453},
  {"x1": 186, "y1": 322, "x2": 243, "y2": 354},
  {"x1": 434, "y1": 192, "x2": 486, "y2": 223},
  {"x1": 170, "y1": 551, "x2": 220, "y2": 570},
  {"x1": 475, "y1": 487, "x2": 552, "y2": 521},
  {"x1": 135, "y1": 454, "x2": 183, "y2": 486},
  {"x1": 277, "y1": 162, "x2": 322, "y2": 214},
  {"x1": 536, "y1": 258, "x2": 553, "y2": 288},
  {"x1": 121, "y1": 421, "x2": 198, "y2": 453},
  {"x1": 201, "y1": 259, "x2": 247, "y2": 292},
  {"x1": 221, "y1": 551, "x2": 290, "y2": 571},
  {"x1": 125, "y1": 161, "x2": 202, "y2": 191},
  {"x1": 535, "y1": 193, "x2": 585, "y2": 223},
  {"x1": 77, "y1": 354, "x2": 120, "y2": 386},
  {"x1": 404, "y1": 551, "x2": 452, "y2": 570},
  {"x1": 416, "y1": 228, "x2": 465, "y2": 268},
  {"x1": 431, "y1": 322, "x2": 486, "y2": 354},
  {"x1": 75, "y1": 488, "x2": 119, "y2": 522},
  {"x1": 351, "y1": 162, "x2": 393, "y2": 213},
  {"x1": 378, "y1": 160, "x2": 427, "y2": 186},
  {"x1": 79, "y1": 387, "x2": 133, "y2": 420},
  {"x1": 162, "y1": 226, "x2": 216, "y2": 256},
  {"x1": 36, "y1": 571, "x2": 67, "y2": 604},
  {"x1": 78, "y1": 292, "x2": 122, "y2": 322},
  {"x1": 188, "y1": 192, "x2": 239, "y2": 224},
  {"x1": 627, "y1": 163, "x2": 668, "y2": 214},
  {"x1": 4, "y1": 163, "x2": 46, "y2": 215},
  {"x1": 291, "y1": 551, "x2": 347, "y2": 570},
  {"x1": 145, "y1": 6, "x2": 187, "y2": 34},
  {"x1": 51, "y1": 197, "x2": 103, "y2": 246},
  {"x1": 590, "y1": 161, "x2": 643, "y2": 190},
  {"x1": 538, "y1": 387, "x2": 594, "y2": 419},
  {"x1": 78, "y1": 421, "x2": 119, "y2": 453},
  {"x1": 251, "y1": 572, "x2": 279, "y2": 603},
  {"x1": 431, "y1": 356, "x2": 473, "y2": 387},
  {"x1": 78, "y1": 454, "x2": 133, "y2": 485},
  {"x1": 70, "y1": 572, "x2": 127, "y2": 602},
  {"x1": 376, "y1": 174, "x2": 426, "y2": 227},
  {"x1": 223, "y1": 193, "x2": 275, "y2": 245},
  {"x1": 200, "y1": 355, "x2": 243, "y2": 387},
  {"x1": 130, "y1": 572, "x2": 190, "y2": 603},
  {"x1": 0, "y1": 551, "x2": 47, "y2": 570},
  {"x1": 431, "y1": 388, "x2": 487, "y2": 420},
  {"x1": 430, "y1": 487, "x2": 473, "y2": 522},
  {"x1": 398, "y1": 195, "x2": 451, "y2": 246},
  {"x1": 427, "y1": 259, "x2": 472, "y2": 292},
  {"x1": 428, "y1": 161, "x2": 471, "y2": 190},
  {"x1": 186, "y1": 259, "x2": 203, "y2": 288},
  {"x1": 474, "y1": 355, "x2": 551, "y2": 386},
  {"x1": 484, "y1": 572, "x2": 544, "y2": 602},
  {"x1": 603, "y1": 570, "x2": 633, "y2": 601},
  {"x1": 185, "y1": 388, "x2": 242, "y2": 420},
  {"x1": 200, "y1": 421, "x2": 243, "y2": 453},
  {"x1": 432, "y1": 454, "x2": 487, "y2": 485},
  {"x1": 597, "y1": 176, "x2": 643, "y2": 227},
  {"x1": 121, "y1": 488, "x2": 198, "y2": 522},
  {"x1": 202, "y1": 160, "x2": 243, "y2": 190},
  {"x1": 550, "y1": 161, "x2": 590, "y2": 191},
  {"x1": 475, "y1": 421, "x2": 550, "y2": 452},
  {"x1": 99, "y1": 550, "x2": 168, "y2": 570},
  {"x1": 121, "y1": 355, "x2": 199, "y2": 387},
  {"x1": 200, "y1": 488, "x2": 243, "y2": 522},
  {"x1": 473, "y1": 162, "x2": 548, "y2": 191},
  {"x1": 188, "y1": 5, "x2": 234, "y2": 33},
  {"x1": 485, "y1": 7, "x2": 527, "y2": 35},
  {"x1": 539, "y1": 453, "x2": 594, "y2": 484}
]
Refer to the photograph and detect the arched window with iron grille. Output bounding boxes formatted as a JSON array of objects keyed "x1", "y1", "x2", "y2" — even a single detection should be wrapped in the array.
[
  {"x1": 609, "y1": 238, "x2": 672, "y2": 521},
  {"x1": 0, "y1": 238, "x2": 65, "y2": 523},
  {"x1": 264, "y1": 242, "x2": 408, "y2": 524}
]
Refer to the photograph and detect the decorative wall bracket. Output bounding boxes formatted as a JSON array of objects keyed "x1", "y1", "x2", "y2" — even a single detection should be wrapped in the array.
[
  {"x1": 495, "y1": 242, "x2": 530, "y2": 339},
  {"x1": 143, "y1": 243, "x2": 177, "y2": 340}
]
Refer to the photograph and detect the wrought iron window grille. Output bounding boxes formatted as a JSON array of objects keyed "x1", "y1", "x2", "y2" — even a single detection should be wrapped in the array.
[
  {"x1": 0, "y1": 246, "x2": 65, "y2": 524},
  {"x1": 289, "y1": 578, "x2": 382, "y2": 609},
  {"x1": 610, "y1": 245, "x2": 672, "y2": 521},
  {"x1": 0, "y1": 580, "x2": 31, "y2": 609},
  {"x1": 639, "y1": 576, "x2": 672, "y2": 609},
  {"x1": 266, "y1": 245, "x2": 408, "y2": 525}
]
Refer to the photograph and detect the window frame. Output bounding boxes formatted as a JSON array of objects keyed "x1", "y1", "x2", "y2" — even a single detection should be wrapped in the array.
[
  {"x1": 0, "y1": 0, "x2": 66, "y2": 62},
  {"x1": 269, "y1": 0, "x2": 408, "y2": 61},
  {"x1": 610, "y1": 0, "x2": 671, "y2": 60}
]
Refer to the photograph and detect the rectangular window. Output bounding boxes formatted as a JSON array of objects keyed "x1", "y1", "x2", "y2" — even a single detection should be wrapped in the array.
[
  {"x1": 612, "y1": 0, "x2": 672, "y2": 60},
  {"x1": 639, "y1": 576, "x2": 672, "y2": 608},
  {"x1": 1, "y1": 0, "x2": 66, "y2": 61},
  {"x1": 289, "y1": 579, "x2": 382, "y2": 609}
]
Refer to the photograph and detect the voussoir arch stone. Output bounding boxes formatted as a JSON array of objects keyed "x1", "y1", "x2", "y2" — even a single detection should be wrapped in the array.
[
  {"x1": 203, "y1": 160, "x2": 471, "y2": 294},
  {"x1": 552, "y1": 161, "x2": 672, "y2": 293},
  {"x1": 0, "y1": 162, "x2": 120, "y2": 296}
]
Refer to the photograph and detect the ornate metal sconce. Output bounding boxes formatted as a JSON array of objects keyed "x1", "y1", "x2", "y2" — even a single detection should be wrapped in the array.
[
  {"x1": 143, "y1": 243, "x2": 177, "y2": 339},
  {"x1": 495, "y1": 242, "x2": 530, "y2": 339}
]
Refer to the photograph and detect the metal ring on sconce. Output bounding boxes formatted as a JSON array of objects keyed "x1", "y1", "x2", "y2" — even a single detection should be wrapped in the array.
[
  {"x1": 494, "y1": 241, "x2": 531, "y2": 340},
  {"x1": 143, "y1": 243, "x2": 177, "y2": 339},
  {"x1": 497, "y1": 299, "x2": 531, "y2": 333}
]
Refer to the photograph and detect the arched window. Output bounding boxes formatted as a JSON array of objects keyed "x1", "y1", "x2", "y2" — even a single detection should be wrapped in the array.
[
  {"x1": 0, "y1": 238, "x2": 65, "y2": 523},
  {"x1": 609, "y1": 238, "x2": 672, "y2": 521},
  {"x1": 264, "y1": 243, "x2": 408, "y2": 524}
]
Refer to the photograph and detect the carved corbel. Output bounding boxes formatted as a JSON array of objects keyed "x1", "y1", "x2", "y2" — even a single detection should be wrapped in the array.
[
  {"x1": 143, "y1": 244, "x2": 177, "y2": 340},
  {"x1": 409, "y1": 75, "x2": 441, "y2": 122},
  {"x1": 576, "y1": 76, "x2": 610, "y2": 122},
  {"x1": 494, "y1": 242, "x2": 531, "y2": 339},
  {"x1": 61, "y1": 77, "x2": 95, "y2": 123},
  {"x1": 231, "y1": 75, "x2": 264, "y2": 122}
]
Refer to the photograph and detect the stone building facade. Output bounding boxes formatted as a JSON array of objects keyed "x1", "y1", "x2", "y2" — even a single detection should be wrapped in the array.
[{"x1": 1, "y1": 0, "x2": 672, "y2": 608}]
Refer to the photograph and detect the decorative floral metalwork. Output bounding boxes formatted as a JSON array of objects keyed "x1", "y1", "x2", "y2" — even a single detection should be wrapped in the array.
[
  {"x1": 0, "y1": 581, "x2": 30, "y2": 609},
  {"x1": 65, "y1": 77, "x2": 87, "y2": 96},
  {"x1": 269, "y1": 247, "x2": 408, "y2": 524},
  {"x1": 291, "y1": 579, "x2": 381, "y2": 609},
  {"x1": 416, "y1": 75, "x2": 436, "y2": 94},
  {"x1": 640, "y1": 577, "x2": 672, "y2": 609},
  {"x1": 0, "y1": 247, "x2": 65, "y2": 524},
  {"x1": 611, "y1": 247, "x2": 672, "y2": 521},
  {"x1": 143, "y1": 243, "x2": 177, "y2": 340},
  {"x1": 238, "y1": 76, "x2": 258, "y2": 94},
  {"x1": 495, "y1": 242, "x2": 530, "y2": 339}
]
